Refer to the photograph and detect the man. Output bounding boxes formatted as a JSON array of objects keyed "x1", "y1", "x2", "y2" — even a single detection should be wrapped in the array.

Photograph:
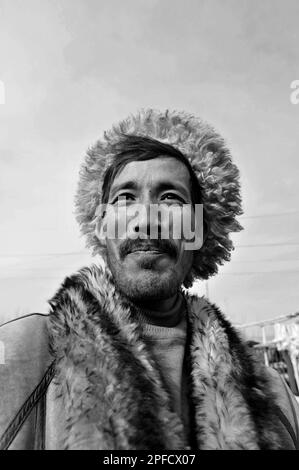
[{"x1": 0, "y1": 109, "x2": 298, "y2": 450}]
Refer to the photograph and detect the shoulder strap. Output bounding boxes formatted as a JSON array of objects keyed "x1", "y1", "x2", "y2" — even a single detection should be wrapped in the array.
[{"x1": 0, "y1": 361, "x2": 55, "y2": 450}]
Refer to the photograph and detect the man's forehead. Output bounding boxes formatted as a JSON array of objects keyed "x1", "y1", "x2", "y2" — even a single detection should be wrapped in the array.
[{"x1": 110, "y1": 156, "x2": 191, "y2": 188}]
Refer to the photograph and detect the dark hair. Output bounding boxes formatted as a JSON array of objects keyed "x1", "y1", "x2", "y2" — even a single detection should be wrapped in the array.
[{"x1": 101, "y1": 134, "x2": 202, "y2": 204}]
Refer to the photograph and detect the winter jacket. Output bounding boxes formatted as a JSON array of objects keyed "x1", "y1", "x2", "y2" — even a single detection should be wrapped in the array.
[{"x1": 0, "y1": 265, "x2": 299, "y2": 450}]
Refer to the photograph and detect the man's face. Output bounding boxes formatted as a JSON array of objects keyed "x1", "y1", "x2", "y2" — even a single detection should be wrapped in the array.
[{"x1": 99, "y1": 157, "x2": 195, "y2": 302}]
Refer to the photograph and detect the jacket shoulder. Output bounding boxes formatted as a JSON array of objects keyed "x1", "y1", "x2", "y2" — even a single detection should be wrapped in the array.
[
  {"x1": 0, "y1": 314, "x2": 52, "y2": 446},
  {"x1": 0, "y1": 313, "x2": 50, "y2": 364}
]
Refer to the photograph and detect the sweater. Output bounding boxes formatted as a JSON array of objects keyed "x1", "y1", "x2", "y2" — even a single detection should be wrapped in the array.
[{"x1": 136, "y1": 295, "x2": 191, "y2": 445}]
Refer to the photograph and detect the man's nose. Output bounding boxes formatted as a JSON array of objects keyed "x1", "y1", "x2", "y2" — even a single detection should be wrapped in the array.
[{"x1": 130, "y1": 203, "x2": 161, "y2": 238}]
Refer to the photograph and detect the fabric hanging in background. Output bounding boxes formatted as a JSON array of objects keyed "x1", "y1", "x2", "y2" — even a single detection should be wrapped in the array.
[{"x1": 274, "y1": 322, "x2": 299, "y2": 392}]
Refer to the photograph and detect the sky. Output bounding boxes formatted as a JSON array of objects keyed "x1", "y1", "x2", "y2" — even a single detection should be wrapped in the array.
[{"x1": 0, "y1": 0, "x2": 299, "y2": 339}]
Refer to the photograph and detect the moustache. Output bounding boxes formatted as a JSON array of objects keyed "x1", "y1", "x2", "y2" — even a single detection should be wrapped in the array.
[{"x1": 119, "y1": 238, "x2": 178, "y2": 260}]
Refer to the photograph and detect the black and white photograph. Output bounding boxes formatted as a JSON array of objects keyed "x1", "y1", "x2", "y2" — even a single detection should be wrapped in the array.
[{"x1": 0, "y1": 0, "x2": 298, "y2": 453}]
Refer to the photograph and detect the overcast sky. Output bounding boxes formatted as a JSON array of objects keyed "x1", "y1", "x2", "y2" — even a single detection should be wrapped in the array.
[{"x1": 0, "y1": 0, "x2": 299, "y2": 337}]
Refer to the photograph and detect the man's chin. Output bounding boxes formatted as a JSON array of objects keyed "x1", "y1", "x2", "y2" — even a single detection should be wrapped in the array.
[{"x1": 114, "y1": 267, "x2": 179, "y2": 302}]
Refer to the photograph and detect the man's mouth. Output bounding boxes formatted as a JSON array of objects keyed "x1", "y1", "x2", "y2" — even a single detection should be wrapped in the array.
[
  {"x1": 119, "y1": 239, "x2": 178, "y2": 260},
  {"x1": 129, "y1": 246, "x2": 164, "y2": 255}
]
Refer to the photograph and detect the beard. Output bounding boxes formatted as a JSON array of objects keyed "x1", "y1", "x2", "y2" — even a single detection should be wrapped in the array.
[{"x1": 106, "y1": 250, "x2": 181, "y2": 302}]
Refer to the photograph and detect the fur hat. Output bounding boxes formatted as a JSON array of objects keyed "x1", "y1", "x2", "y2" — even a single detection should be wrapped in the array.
[{"x1": 75, "y1": 109, "x2": 243, "y2": 281}]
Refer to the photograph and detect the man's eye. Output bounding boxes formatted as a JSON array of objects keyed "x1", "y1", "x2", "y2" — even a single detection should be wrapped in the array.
[
  {"x1": 161, "y1": 193, "x2": 185, "y2": 203},
  {"x1": 112, "y1": 193, "x2": 135, "y2": 204}
]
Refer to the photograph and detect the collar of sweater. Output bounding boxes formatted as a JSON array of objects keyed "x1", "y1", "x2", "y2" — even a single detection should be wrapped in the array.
[{"x1": 135, "y1": 293, "x2": 187, "y2": 338}]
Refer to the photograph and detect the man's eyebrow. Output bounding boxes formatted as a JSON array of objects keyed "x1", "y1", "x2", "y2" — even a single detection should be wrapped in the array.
[
  {"x1": 109, "y1": 181, "x2": 139, "y2": 199},
  {"x1": 156, "y1": 181, "x2": 191, "y2": 200}
]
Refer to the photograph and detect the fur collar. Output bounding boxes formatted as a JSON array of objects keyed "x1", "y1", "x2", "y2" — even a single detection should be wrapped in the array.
[{"x1": 48, "y1": 264, "x2": 284, "y2": 450}]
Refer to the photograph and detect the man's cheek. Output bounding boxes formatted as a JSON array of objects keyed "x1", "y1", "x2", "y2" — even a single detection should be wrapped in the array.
[
  {"x1": 106, "y1": 238, "x2": 118, "y2": 259},
  {"x1": 159, "y1": 205, "x2": 183, "y2": 240},
  {"x1": 174, "y1": 204, "x2": 203, "y2": 250}
]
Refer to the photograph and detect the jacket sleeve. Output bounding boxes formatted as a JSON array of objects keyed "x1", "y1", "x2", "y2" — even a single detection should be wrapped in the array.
[{"x1": 0, "y1": 314, "x2": 52, "y2": 449}]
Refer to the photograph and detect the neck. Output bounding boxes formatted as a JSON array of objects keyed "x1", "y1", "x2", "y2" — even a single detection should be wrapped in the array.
[
  {"x1": 133, "y1": 293, "x2": 183, "y2": 327},
  {"x1": 136, "y1": 294, "x2": 177, "y2": 312}
]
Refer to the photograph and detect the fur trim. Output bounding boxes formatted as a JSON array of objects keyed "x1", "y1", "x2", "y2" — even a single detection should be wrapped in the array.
[
  {"x1": 48, "y1": 264, "x2": 286, "y2": 450},
  {"x1": 186, "y1": 297, "x2": 284, "y2": 449},
  {"x1": 75, "y1": 109, "x2": 243, "y2": 280}
]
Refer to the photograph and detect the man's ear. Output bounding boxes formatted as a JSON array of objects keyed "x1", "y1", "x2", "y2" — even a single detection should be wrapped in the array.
[{"x1": 94, "y1": 210, "x2": 107, "y2": 248}]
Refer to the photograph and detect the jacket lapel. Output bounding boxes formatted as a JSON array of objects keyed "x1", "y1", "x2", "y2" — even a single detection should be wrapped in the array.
[
  {"x1": 187, "y1": 296, "x2": 259, "y2": 449},
  {"x1": 48, "y1": 265, "x2": 186, "y2": 450}
]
